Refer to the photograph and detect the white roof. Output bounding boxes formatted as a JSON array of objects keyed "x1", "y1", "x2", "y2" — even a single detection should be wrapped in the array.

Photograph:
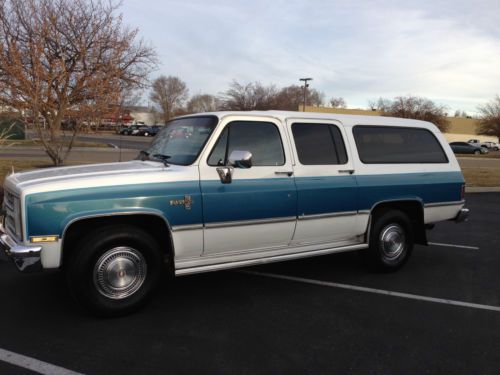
[{"x1": 178, "y1": 110, "x2": 440, "y2": 132}]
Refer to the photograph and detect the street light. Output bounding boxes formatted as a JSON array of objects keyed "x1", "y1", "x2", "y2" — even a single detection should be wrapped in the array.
[{"x1": 299, "y1": 78, "x2": 313, "y2": 112}]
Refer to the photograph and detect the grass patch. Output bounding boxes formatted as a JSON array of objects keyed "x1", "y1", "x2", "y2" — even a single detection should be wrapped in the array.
[
  {"x1": 462, "y1": 168, "x2": 500, "y2": 187},
  {"x1": 10, "y1": 139, "x2": 109, "y2": 148},
  {"x1": 456, "y1": 152, "x2": 500, "y2": 159}
]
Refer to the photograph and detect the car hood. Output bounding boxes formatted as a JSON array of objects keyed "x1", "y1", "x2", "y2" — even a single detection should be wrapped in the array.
[{"x1": 4, "y1": 160, "x2": 189, "y2": 196}]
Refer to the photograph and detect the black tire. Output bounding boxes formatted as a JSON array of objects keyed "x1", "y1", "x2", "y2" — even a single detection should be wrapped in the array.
[
  {"x1": 66, "y1": 225, "x2": 163, "y2": 317},
  {"x1": 474, "y1": 150, "x2": 480, "y2": 155},
  {"x1": 365, "y1": 209, "x2": 413, "y2": 271}
]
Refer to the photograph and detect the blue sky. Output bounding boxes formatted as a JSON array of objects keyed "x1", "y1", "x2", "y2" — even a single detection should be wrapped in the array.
[{"x1": 121, "y1": 0, "x2": 500, "y2": 114}]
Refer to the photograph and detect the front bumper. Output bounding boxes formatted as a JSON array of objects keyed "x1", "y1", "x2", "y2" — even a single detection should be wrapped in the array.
[
  {"x1": 454, "y1": 208, "x2": 470, "y2": 223},
  {"x1": 0, "y1": 223, "x2": 42, "y2": 272}
]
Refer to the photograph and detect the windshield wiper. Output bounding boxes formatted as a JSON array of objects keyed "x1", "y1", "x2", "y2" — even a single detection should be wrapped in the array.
[{"x1": 152, "y1": 154, "x2": 171, "y2": 166}]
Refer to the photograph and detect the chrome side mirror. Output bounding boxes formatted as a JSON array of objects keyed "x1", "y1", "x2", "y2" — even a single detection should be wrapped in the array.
[
  {"x1": 228, "y1": 150, "x2": 253, "y2": 169},
  {"x1": 216, "y1": 166, "x2": 234, "y2": 184}
]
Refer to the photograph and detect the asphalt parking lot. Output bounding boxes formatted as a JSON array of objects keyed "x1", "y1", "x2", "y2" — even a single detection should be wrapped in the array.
[{"x1": 1, "y1": 193, "x2": 499, "y2": 374}]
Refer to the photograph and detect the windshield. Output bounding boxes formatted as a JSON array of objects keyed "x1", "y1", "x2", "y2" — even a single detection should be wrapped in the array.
[{"x1": 143, "y1": 116, "x2": 218, "y2": 165}]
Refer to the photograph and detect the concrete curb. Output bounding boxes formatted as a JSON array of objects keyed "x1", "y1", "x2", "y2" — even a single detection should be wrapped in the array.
[{"x1": 466, "y1": 187, "x2": 500, "y2": 193}]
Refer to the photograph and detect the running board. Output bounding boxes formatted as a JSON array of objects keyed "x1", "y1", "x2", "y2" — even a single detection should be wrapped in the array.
[{"x1": 175, "y1": 243, "x2": 368, "y2": 276}]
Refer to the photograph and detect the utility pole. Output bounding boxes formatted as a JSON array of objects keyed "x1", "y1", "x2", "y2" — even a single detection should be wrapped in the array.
[{"x1": 299, "y1": 78, "x2": 313, "y2": 112}]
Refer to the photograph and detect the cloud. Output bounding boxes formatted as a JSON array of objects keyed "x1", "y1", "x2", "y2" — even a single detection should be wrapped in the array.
[{"x1": 122, "y1": 0, "x2": 500, "y2": 112}]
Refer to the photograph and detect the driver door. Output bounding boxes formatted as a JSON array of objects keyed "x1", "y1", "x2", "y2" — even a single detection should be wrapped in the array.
[{"x1": 199, "y1": 117, "x2": 297, "y2": 255}]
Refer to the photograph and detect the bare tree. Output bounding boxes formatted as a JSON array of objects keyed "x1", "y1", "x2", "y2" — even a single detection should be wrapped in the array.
[
  {"x1": 329, "y1": 97, "x2": 347, "y2": 108},
  {"x1": 220, "y1": 80, "x2": 278, "y2": 111},
  {"x1": 274, "y1": 85, "x2": 324, "y2": 110},
  {"x1": 0, "y1": 0, "x2": 156, "y2": 165},
  {"x1": 477, "y1": 95, "x2": 500, "y2": 142},
  {"x1": 374, "y1": 96, "x2": 450, "y2": 132},
  {"x1": 187, "y1": 94, "x2": 219, "y2": 113},
  {"x1": 219, "y1": 81, "x2": 325, "y2": 111},
  {"x1": 149, "y1": 76, "x2": 189, "y2": 123}
]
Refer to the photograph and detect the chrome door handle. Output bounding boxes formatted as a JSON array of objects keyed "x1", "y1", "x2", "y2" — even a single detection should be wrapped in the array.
[
  {"x1": 338, "y1": 169, "x2": 355, "y2": 175},
  {"x1": 275, "y1": 171, "x2": 294, "y2": 177}
]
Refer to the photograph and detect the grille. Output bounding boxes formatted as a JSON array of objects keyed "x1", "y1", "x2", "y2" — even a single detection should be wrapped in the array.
[
  {"x1": 3, "y1": 189, "x2": 21, "y2": 239},
  {"x1": 4, "y1": 190, "x2": 15, "y2": 212}
]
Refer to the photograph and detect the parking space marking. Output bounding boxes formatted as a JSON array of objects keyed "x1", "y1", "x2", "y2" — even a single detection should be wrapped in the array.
[
  {"x1": 428, "y1": 242, "x2": 479, "y2": 250},
  {"x1": 0, "y1": 347, "x2": 83, "y2": 375},
  {"x1": 242, "y1": 271, "x2": 500, "y2": 312}
]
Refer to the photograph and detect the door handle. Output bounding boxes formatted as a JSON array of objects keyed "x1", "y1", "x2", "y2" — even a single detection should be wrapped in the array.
[
  {"x1": 338, "y1": 169, "x2": 355, "y2": 175},
  {"x1": 275, "y1": 171, "x2": 294, "y2": 177}
]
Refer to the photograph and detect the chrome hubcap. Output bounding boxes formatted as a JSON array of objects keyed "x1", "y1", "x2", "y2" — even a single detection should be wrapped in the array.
[
  {"x1": 379, "y1": 224, "x2": 406, "y2": 260},
  {"x1": 93, "y1": 247, "x2": 147, "y2": 300}
]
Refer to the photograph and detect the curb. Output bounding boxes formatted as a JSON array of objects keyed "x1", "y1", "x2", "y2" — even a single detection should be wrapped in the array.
[{"x1": 465, "y1": 187, "x2": 500, "y2": 193}]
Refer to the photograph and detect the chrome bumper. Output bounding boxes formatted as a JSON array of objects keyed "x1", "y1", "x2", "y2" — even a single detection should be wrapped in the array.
[
  {"x1": 454, "y1": 208, "x2": 470, "y2": 223},
  {"x1": 0, "y1": 223, "x2": 42, "y2": 272}
]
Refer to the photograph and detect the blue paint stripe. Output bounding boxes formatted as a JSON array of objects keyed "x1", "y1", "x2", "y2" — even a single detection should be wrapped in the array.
[
  {"x1": 25, "y1": 171, "x2": 464, "y2": 237},
  {"x1": 356, "y1": 171, "x2": 464, "y2": 210}
]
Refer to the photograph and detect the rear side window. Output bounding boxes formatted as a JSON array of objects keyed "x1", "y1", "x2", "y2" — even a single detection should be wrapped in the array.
[
  {"x1": 292, "y1": 123, "x2": 348, "y2": 165},
  {"x1": 208, "y1": 121, "x2": 285, "y2": 166},
  {"x1": 353, "y1": 126, "x2": 448, "y2": 164}
]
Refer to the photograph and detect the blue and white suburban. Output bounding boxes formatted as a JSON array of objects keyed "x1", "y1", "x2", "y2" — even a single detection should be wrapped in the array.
[{"x1": 1, "y1": 111, "x2": 469, "y2": 315}]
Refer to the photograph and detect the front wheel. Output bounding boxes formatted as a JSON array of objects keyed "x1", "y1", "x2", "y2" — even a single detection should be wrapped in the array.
[
  {"x1": 66, "y1": 225, "x2": 163, "y2": 316},
  {"x1": 474, "y1": 150, "x2": 480, "y2": 155},
  {"x1": 365, "y1": 209, "x2": 413, "y2": 271}
]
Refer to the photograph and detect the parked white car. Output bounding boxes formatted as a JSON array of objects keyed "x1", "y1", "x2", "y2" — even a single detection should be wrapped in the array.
[{"x1": 1, "y1": 111, "x2": 469, "y2": 316}]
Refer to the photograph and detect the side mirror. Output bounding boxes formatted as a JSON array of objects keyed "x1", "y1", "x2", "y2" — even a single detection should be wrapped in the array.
[
  {"x1": 216, "y1": 166, "x2": 234, "y2": 184},
  {"x1": 228, "y1": 150, "x2": 253, "y2": 169}
]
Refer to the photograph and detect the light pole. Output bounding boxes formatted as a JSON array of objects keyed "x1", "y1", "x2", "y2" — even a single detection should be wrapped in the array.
[{"x1": 299, "y1": 78, "x2": 313, "y2": 112}]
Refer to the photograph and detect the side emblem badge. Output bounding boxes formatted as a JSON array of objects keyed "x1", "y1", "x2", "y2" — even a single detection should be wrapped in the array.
[{"x1": 170, "y1": 195, "x2": 193, "y2": 210}]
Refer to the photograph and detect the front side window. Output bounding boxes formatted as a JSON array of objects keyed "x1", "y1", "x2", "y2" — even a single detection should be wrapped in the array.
[
  {"x1": 353, "y1": 125, "x2": 448, "y2": 164},
  {"x1": 291, "y1": 123, "x2": 348, "y2": 165},
  {"x1": 208, "y1": 121, "x2": 285, "y2": 166},
  {"x1": 144, "y1": 116, "x2": 217, "y2": 165}
]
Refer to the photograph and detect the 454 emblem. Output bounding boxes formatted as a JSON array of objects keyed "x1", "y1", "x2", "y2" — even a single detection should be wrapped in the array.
[{"x1": 169, "y1": 195, "x2": 193, "y2": 210}]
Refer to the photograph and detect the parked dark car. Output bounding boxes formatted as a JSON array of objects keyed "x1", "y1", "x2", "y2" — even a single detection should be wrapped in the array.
[
  {"x1": 119, "y1": 125, "x2": 140, "y2": 136},
  {"x1": 147, "y1": 125, "x2": 161, "y2": 136},
  {"x1": 450, "y1": 142, "x2": 488, "y2": 154},
  {"x1": 136, "y1": 126, "x2": 156, "y2": 137}
]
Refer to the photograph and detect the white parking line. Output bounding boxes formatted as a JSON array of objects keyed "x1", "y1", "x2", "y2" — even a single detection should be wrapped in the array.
[
  {"x1": 0, "y1": 348, "x2": 83, "y2": 375},
  {"x1": 241, "y1": 271, "x2": 500, "y2": 312},
  {"x1": 428, "y1": 242, "x2": 479, "y2": 250}
]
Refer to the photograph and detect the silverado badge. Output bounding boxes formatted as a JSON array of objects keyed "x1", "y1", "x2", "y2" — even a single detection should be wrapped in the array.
[{"x1": 169, "y1": 195, "x2": 193, "y2": 210}]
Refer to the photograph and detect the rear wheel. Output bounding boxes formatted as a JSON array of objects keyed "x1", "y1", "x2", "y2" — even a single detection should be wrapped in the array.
[
  {"x1": 365, "y1": 209, "x2": 413, "y2": 271},
  {"x1": 66, "y1": 225, "x2": 163, "y2": 317}
]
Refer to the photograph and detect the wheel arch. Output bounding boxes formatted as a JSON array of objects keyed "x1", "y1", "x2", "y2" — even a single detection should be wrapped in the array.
[
  {"x1": 61, "y1": 212, "x2": 175, "y2": 271},
  {"x1": 366, "y1": 199, "x2": 427, "y2": 246}
]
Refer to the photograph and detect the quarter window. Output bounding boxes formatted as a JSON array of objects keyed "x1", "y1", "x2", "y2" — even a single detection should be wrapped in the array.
[
  {"x1": 291, "y1": 123, "x2": 348, "y2": 165},
  {"x1": 353, "y1": 125, "x2": 448, "y2": 163},
  {"x1": 208, "y1": 121, "x2": 285, "y2": 166}
]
